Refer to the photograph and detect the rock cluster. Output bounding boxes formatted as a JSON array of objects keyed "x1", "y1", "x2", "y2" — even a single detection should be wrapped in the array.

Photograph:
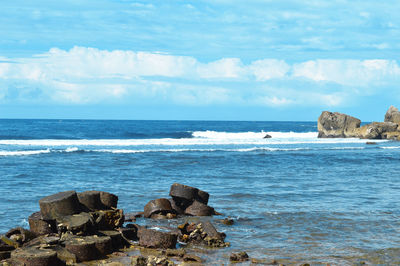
[
  {"x1": 143, "y1": 183, "x2": 217, "y2": 219},
  {"x1": 177, "y1": 221, "x2": 229, "y2": 248},
  {"x1": 0, "y1": 190, "x2": 127, "y2": 265},
  {"x1": 318, "y1": 106, "x2": 400, "y2": 140},
  {"x1": 0, "y1": 184, "x2": 230, "y2": 265}
]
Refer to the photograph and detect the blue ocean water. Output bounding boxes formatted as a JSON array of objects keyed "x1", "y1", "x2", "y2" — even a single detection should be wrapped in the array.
[{"x1": 0, "y1": 119, "x2": 399, "y2": 264}]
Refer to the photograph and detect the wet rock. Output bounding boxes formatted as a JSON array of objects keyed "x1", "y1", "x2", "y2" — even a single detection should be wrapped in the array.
[
  {"x1": 221, "y1": 218, "x2": 234, "y2": 225},
  {"x1": 63, "y1": 235, "x2": 113, "y2": 262},
  {"x1": 119, "y1": 226, "x2": 138, "y2": 241},
  {"x1": 162, "y1": 249, "x2": 186, "y2": 257},
  {"x1": 77, "y1": 191, "x2": 106, "y2": 211},
  {"x1": 144, "y1": 198, "x2": 173, "y2": 218},
  {"x1": 168, "y1": 199, "x2": 185, "y2": 215},
  {"x1": 124, "y1": 212, "x2": 139, "y2": 222},
  {"x1": 0, "y1": 236, "x2": 16, "y2": 251},
  {"x1": 385, "y1": 105, "x2": 400, "y2": 125},
  {"x1": 39, "y1": 191, "x2": 82, "y2": 220},
  {"x1": 131, "y1": 255, "x2": 148, "y2": 266},
  {"x1": 100, "y1": 191, "x2": 118, "y2": 209},
  {"x1": 0, "y1": 236, "x2": 18, "y2": 250},
  {"x1": 11, "y1": 246, "x2": 63, "y2": 266},
  {"x1": 230, "y1": 251, "x2": 249, "y2": 262},
  {"x1": 93, "y1": 209, "x2": 124, "y2": 230},
  {"x1": 28, "y1": 212, "x2": 57, "y2": 236},
  {"x1": 57, "y1": 212, "x2": 95, "y2": 235},
  {"x1": 184, "y1": 201, "x2": 215, "y2": 216},
  {"x1": 366, "y1": 141, "x2": 377, "y2": 145},
  {"x1": 195, "y1": 190, "x2": 209, "y2": 205},
  {"x1": 138, "y1": 228, "x2": 177, "y2": 249},
  {"x1": 178, "y1": 221, "x2": 228, "y2": 248},
  {"x1": 317, "y1": 111, "x2": 361, "y2": 138},
  {"x1": 357, "y1": 122, "x2": 398, "y2": 139},
  {"x1": 183, "y1": 254, "x2": 202, "y2": 262},
  {"x1": 147, "y1": 255, "x2": 174, "y2": 266},
  {"x1": 99, "y1": 230, "x2": 130, "y2": 248},
  {"x1": 263, "y1": 134, "x2": 272, "y2": 139},
  {"x1": 0, "y1": 251, "x2": 11, "y2": 260},
  {"x1": 169, "y1": 183, "x2": 198, "y2": 202},
  {"x1": 5, "y1": 228, "x2": 36, "y2": 247},
  {"x1": 63, "y1": 236, "x2": 98, "y2": 262},
  {"x1": 51, "y1": 245, "x2": 77, "y2": 265},
  {"x1": 23, "y1": 235, "x2": 60, "y2": 248}
]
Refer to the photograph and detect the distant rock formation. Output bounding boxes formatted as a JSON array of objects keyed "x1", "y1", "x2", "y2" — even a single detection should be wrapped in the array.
[
  {"x1": 317, "y1": 111, "x2": 361, "y2": 138},
  {"x1": 384, "y1": 105, "x2": 400, "y2": 125},
  {"x1": 318, "y1": 106, "x2": 400, "y2": 140},
  {"x1": 356, "y1": 122, "x2": 398, "y2": 139}
]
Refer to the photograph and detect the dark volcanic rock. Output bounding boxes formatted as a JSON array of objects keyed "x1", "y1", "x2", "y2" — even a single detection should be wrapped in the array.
[
  {"x1": 11, "y1": 246, "x2": 63, "y2": 266},
  {"x1": 184, "y1": 200, "x2": 215, "y2": 216},
  {"x1": 100, "y1": 191, "x2": 118, "y2": 209},
  {"x1": 28, "y1": 211, "x2": 57, "y2": 236},
  {"x1": 77, "y1": 191, "x2": 106, "y2": 211},
  {"x1": 92, "y1": 209, "x2": 124, "y2": 230},
  {"x1": 39, "y1": 191, "x2": 82, "y2": 220},
  {"x1": 57, "y1": 212, "x2": 95, "y2": 235},
  {"x1": 143, "y1": 198, "x2": 173, "y2": 218},
  {"x1": 63, "y1": 235, "x2": 113, "y2": 262},
  {"x1": 5, "y1": 227, "x2": 36, "y2": 247},
  {"x1": 196, "y1": 189, "x2": 210, "y2": 205},
  {"x1": 138, "y1": 227, "x2": 177, "y2": 249},
  {"x1": 169, "y1": 183, "x2": 198, "y2": 202}
]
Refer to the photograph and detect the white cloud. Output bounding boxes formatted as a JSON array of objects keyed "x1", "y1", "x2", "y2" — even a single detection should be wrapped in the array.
[
  {"x1": 249, "y1": 59, "x2": 290, "y2": 81},
  {"x1": 292, "y1": 59, "x2": 400, "y2": 86},
  {"x1": 197, "y1": 58, "x2": 245, "y2": 79},
  {"x1": 0, "y1": 47, "x2": 399, "y2": 107}
]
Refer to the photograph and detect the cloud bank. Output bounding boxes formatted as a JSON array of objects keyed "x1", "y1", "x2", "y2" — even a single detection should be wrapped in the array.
[{"x1": 0, "y1": 47, "x2": 399, "y2": 107}]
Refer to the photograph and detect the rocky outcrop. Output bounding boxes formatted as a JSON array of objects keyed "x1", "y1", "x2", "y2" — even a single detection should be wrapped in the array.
[
  {"x1": 356, "y1": 122, "x2": 399, "y2": 139},
  {"x1": 317, "y1": 111, "x2": 361, "y2": 138},
  {"x1": 318, "y1": 106, "x2": 400, "y2": 140},
  {"x1": 384, "y1": 105, "x2": 400, "y2": 125}
]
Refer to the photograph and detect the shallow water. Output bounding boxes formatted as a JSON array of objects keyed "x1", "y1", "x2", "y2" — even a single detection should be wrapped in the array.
[{"x1": 0, "y1": 119, "x2": 399, "y2": 264}]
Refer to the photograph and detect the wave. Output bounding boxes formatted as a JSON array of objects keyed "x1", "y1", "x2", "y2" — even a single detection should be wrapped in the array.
[
  {"x1": 0, "y1": 145, "x2": 383, "y2": 156},
  {"x1": 0, "y1": 131, "x2": 386, "y2": 147},
  {"x1": 0, "y1": 149, "x2": 51, "y2": 156},
  {"x1": 192, "y1": 130, "x2": 317, "y2": 139}
]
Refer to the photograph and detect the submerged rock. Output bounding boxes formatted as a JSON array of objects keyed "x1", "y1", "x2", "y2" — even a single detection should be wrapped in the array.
[
  {"x1": 137, "y1": 227, "x2": 177, "y2": 249},
  {"x1": 144, "y1": 198, "x2": 174, "y2": 218},
  {"x1": 317, "y1": 111, "x2": 361, "y2": 138},
  {"x1": 230, "y1": 251, "x2": 249, "y2": 262}
]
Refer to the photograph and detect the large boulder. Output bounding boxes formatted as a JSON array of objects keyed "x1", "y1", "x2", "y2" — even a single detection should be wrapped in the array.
[
  {"x1": 317, "y1": 111, "x2": 361, "y2": 138},
  {"x1": 384, "y1": 105, "x2": 400, "y2": 125},
  {"x1": 356, "y1": 122, "x2": 399, "y2": 139}
]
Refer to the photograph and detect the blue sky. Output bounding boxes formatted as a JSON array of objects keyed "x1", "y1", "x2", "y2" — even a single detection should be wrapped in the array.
[{"x1": 1, "y1": 0, "x2": 400, "y2": 121}]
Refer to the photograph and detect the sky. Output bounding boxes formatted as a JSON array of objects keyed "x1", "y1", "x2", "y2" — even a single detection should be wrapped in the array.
[{"x1": 1, "y1": 0, "x2": 400, "y2": 121}]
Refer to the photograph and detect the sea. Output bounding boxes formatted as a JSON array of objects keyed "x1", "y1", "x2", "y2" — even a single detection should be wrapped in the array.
[{"x1": 0, "y1": 119, "x2": 399, "y2": 265}]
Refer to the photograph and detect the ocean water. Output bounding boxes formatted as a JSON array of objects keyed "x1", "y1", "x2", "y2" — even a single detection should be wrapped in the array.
[{"x1": 1, "y1": 119, "x2": 400, "y2": 265}]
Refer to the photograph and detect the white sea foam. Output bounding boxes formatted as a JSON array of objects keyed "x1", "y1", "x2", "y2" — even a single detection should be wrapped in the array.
[
  {"x1": 380, "y1": 146, "x2": 400, "y2": 149},
  {"x1": 65, "y1": 147, "x2": 79, "y2": 152},
  {"x1": 0, "y1": 131, "x2": 389, "y2": 147},
  {"x1": 0, "y1": 149, "x2": 51, "y2": 156}
]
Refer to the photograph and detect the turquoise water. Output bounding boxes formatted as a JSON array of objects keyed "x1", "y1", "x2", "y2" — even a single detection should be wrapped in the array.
[{"x1": 0, "y1": 119, "x2": 399, "y2": 264}]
